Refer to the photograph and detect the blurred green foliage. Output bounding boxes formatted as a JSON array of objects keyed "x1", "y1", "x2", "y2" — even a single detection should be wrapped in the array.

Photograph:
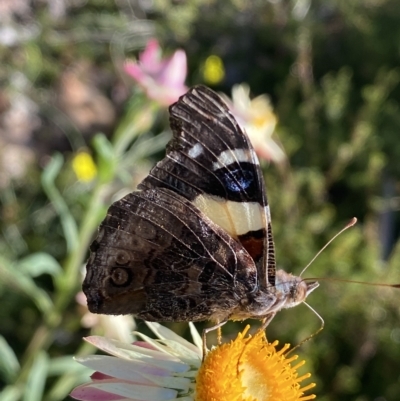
[{"x1": 1, "y1": 1, "x2": 400, "y2": 400}]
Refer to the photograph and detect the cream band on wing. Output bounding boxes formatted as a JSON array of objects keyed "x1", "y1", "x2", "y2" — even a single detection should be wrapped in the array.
[
  {"x1": 212, "y1": 148, "x2": 259, "y2": 171},
  {"x1": 264, "y1": 205, "x2": 271, "y2": 223},
  {"x1": 193, "y1": 194, "x2": 266, "y2": 238}
]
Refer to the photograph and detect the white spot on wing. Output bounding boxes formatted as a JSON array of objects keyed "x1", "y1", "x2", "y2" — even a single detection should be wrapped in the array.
[
  {"x1": 213, "y1": 149, "x2": 258, "y2": 171},
  {"x1": 188, "y1": 143, "x2": 204, "y2": 158},
  {"x1": 193, "y1": 194, "x2": 265, "y2": 237}
]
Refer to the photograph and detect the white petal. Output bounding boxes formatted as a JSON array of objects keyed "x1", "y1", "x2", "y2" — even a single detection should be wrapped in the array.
[
  {"x1": 84, "y1": 336, "x2": 190, "y2": 372},
  {"x1": 158, "y1": 340, "x2": 201, "y2": 367},
  {"x1": 139, "y1": 372, "x2": 190, "y2": 391},
  {"x1": 133, "y1": 332, "x2": 178, "y2": 355},
  {"x1": 146, "y1": 322, "x2": 200, "y2": 354},
  {"x1": 188, "y1": 322, "x2": 203, "y2": 353},
  {"x1": 75, "y1": 355, "x2": 170, "y2": 381},
  {"x1": 98, "y1": 315, "x2": 135, "y2": 343},
  {"x1": 146, "y1": 322, "x2": 200, "y2": 356},
  {"x1": 76, "y1": 355, "x2": 190, "y2": 391},
  {"x1": 90, "y1": 382, "x2": 177, "y2": 401},
  {"x1": 232, "y1": 83, "x2": 251, "y2": 113},
  {"x1": 77, "y1": 354, "x2": 189, "y2": 380},
  {"x1": 84, "y1": 336, "x2": 128, "y2": 358},
  {"x1": 134, "y1": 332, "x2": 200, "y2": 367},
  {"x1": 89, "y1": 336, "x2": 174, "y2": 360}
]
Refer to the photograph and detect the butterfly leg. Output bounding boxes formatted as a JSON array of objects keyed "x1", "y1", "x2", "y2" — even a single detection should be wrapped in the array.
[
  {"x1": 260, "y1": 312, "x2": 276, "y2": 331},
  {"x1": 217, "y1": 326, "x2": 222, "y2": 345},
  {"x1": 202, "y1": 320, "x2": 227, "y2": 360}
]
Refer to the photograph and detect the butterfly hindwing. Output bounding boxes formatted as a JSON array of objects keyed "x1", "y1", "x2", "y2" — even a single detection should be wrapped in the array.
[{"x1": 83, "y1": 188, "x2": 258, "y2": 321}]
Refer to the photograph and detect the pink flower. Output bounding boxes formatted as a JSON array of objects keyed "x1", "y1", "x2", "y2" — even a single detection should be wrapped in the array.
[{"x1": 124, "y1": 39, "x2": 188, "y2": 106}]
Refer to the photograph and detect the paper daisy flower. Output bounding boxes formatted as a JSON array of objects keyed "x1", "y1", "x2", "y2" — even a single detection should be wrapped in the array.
[
  {"x1": 71, "y1": 323, "x2": 315, "y2": 401},
  {"x1": 196, "y1": 325, "x2": 316, "y2": 401}
]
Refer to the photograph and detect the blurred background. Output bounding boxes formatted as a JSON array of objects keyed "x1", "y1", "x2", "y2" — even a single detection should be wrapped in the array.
[{"x1": 1, "y1": 1, "x2": 400, "y2": 400}]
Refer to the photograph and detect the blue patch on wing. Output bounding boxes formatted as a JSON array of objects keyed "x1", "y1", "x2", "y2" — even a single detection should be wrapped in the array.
[{"x1": 222, "y1": 169, "x2": 254, "y2": 193}]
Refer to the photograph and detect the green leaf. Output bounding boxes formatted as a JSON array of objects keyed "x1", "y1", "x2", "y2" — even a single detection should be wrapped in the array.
[
  {"x1": 41, "y1": 154, "x2": 79, "y2": 253},
  {"x1": 46, "y1": 356, "x2": 92, "y2": 401},
  {"x1": 0, "y1": 256, "x2": 53, "y2": 315},
  {"x1": 0, "y1": 386, "x2": 22, "y2": 401},
  {"x1": 112, "y1": 98, "x2": 159, "y2": 156},
  {"x1": 47, "y1": 356, "x2": 90, "y2": 376},
  {"x1": 22, "y1": 351, "x2": 49, "y2": 401},
  {"x1": 92, "y1": 133, "x2": 116, "y2": 183},
  {"x1": 17, "y1": 253, "x2": 62, "y2": 278},
  {"x1": 0, "y1": 336, "x2": 20, "y2": 382}
]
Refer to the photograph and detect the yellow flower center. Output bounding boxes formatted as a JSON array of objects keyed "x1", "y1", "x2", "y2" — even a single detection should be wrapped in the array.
[
  {"x1": 249, "y1": 97, "x2": 277, "y2": 130},
  {"x1": 195, "y1": 326, "x2": 316, "y2": 401}
]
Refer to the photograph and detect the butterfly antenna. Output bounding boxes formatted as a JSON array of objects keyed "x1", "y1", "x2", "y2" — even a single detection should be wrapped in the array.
[
  {"x1": 299, "y1": 217, "x2": 357, "y2": 277},
  {"x1": 303, "y1": 276, "x2": 400, "y2": 288},
  {"x1": 286, "y1": 302, "x2": 325, "y2": 355}
]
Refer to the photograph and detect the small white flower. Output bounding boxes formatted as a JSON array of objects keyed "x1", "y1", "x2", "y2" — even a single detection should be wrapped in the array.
[{"x1": 225, "y1": 83, "x2": 286, "y2": 163}]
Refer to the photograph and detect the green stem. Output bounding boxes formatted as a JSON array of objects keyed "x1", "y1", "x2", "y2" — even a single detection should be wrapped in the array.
[
  {"x1": 54, "y1": 184, "x2": 107, "y2": 313},
  {"x1": 113, "y1": 101, "x2": 159, "y2": 157},
  {"x1": 16, "y1": 183, "x2": 107, "y2": 390}
]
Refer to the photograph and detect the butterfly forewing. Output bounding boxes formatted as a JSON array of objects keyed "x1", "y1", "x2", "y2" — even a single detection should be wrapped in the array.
[{"x1": 139, "y1": 85, "x2": 275, "y2": 287}]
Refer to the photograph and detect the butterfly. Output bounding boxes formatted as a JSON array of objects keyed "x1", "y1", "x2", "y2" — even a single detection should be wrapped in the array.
[{"x1": 83, "y1": 85, "x2": 319, "y2": 335}]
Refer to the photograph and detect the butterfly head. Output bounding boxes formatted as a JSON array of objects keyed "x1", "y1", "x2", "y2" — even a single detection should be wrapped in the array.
[{"x1": 275, "y1": 269, "x2": 319, "y2": 309}]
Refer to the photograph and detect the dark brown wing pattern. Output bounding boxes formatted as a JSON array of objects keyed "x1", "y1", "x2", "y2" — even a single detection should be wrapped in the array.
[
  {"x1": 140, "y1": 86, "x2": 262, "y2": 203},
  {"x1": 83, "y1": 188, "x2": 258, "y2": 322},
  {"x1": 140, "y1": 85, "x2": 276, "y2": 288}
]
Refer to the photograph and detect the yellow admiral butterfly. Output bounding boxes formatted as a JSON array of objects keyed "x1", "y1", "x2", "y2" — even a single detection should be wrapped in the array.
[{"x1": 83, "y1": 85, "x2": 319, "y2": 333}]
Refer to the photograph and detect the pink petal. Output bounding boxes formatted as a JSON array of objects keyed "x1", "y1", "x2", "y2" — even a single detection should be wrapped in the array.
[
  {"x1": 123, "y1": 39, "x2": 187, "y2": 105},
  {"x1": 124, "y1": 62, "x2": 147, "y2": 83},
  {"x1": 139, "y1": 39, "x2": 161, "y2": 72},
  {"x1": 91, "y1": 372, "x2": 114, "y2": 380},
  {"x1": 70, "y1": 384, "x2": 124, "y2": 401},
  {"x1": 157, "y1": 50, "x2": 187, "y2": 89},
  {"x1": 133, "y1": 341, "x2": 157, "y2": 350}
]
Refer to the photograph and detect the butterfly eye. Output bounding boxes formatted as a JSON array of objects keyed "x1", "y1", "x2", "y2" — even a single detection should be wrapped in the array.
[
  {"x1": 110, "y1": 267, "x2": 132, "y2": 287},
  {"x1": 115, "y1": 250, "x2": 131, "y2": 266}
]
